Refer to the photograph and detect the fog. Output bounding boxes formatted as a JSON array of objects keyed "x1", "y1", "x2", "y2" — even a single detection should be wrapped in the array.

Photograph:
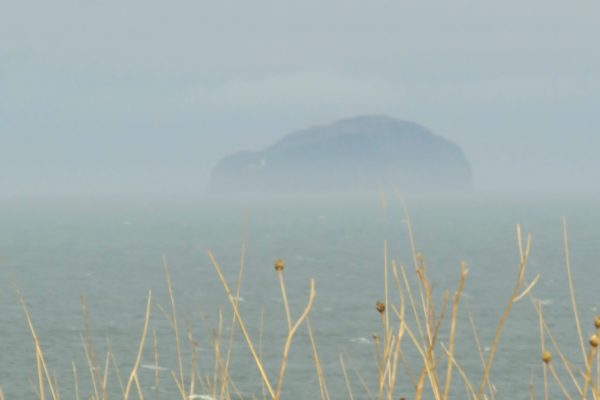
[{"x1": 2, "y1": 1, "x2": 600, "y2": 195}]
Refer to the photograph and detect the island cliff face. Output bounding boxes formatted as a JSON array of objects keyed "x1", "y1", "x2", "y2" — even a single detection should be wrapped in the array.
[{"x1": 208, "y1": 115, "x2": 472, "y2": 193}]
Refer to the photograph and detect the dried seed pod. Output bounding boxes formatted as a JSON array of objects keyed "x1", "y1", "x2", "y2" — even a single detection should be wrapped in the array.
[
  {"x1": 590, "y1": 334, "x2": 600, "y2": 348},
  {"x1": 274, "y1": 259, "x2": 285, "y2": 271},
  {"x1": 594, "y1": 316, "x2": 600, "y2": 329},
  {"x1": 376, "y1": 301, "x2": 386, "y2": 314},
  {"x1": 542, "y1": 350, "x2": 552, "y2": 364}
]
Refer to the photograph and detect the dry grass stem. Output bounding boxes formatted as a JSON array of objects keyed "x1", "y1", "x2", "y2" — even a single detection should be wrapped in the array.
[
  {"x1": 443, "y1": 262, "x2": 469, "y2": 400},
  {"x1": 208, "y1": 250, "x2": 276, "y2": 399},
  {"x1": 345, "y1": 351, "x2": 375, "y2": 400},
  {"x1": 13, "y1": 282, "x2": 59, "y2": 400},
  {"x1": 467, "y1": 308, "x2": 495, "y2": 399},
  {"x1": 340, "y1": 353, "x2": 355, "y2": 400},
  {"x1": 106, "y1": 339, "x2": 125, "y2": 397},
  {"x1": 123, "y1": 290, "x2": 152, "y2": 400},
  {"x1": 274, "y1": 279, "x2": 316, "y2": 398},
  {"x1": 476, "y1": 226, "x2": 532, "y2": 400},
  {"x1": 162, "y1": 256, "x2": 187, "y2": 399},
  {"x1": 562, "y1": 218, "x2": 587, "y2": 368},
  {"x1": 307, "y1": 318, "x2": 330, "y2": 400},
  {"x1": 80, "y1": 295, "x2": 107, "y2": 400},
  {"x1": 71, "y1": 362, "x2": 79, "y2": 400}
]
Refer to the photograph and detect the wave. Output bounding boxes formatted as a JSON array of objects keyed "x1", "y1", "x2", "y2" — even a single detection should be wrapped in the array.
[
  {"x1": 141, "y1": 364, "x2": 168, "y2": 371},
  {"x1": 350, "y1": 337, "x2": 372, "y2": 345}
]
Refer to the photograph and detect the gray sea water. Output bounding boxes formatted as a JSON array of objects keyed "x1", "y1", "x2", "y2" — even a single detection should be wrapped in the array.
[{"x1": 1, "y1": 193, "x2": 599, "y2": 399}]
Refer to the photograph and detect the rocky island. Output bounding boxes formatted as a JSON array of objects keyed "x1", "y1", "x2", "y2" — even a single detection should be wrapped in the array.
[{"x1": 208, "y1": 115, "x2": 472, "y2": 193}]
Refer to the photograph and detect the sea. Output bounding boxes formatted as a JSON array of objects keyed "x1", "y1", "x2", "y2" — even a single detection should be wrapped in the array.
[{"x1": 1, "y1": 192, "x2": 599, "y2": 399}]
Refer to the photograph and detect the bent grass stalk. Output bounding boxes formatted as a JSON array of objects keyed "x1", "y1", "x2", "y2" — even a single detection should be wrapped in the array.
[{"x1": 274, "y1": 279, "x2": 316, "y2": 398}]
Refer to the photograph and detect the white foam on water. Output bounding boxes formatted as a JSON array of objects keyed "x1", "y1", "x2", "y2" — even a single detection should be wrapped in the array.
[
  {"x1": 350, "y1": 337, "x2": 372, "y2": 345},
  {"x1": 141, "y1": 364, "x2": 168, "y2": 371}
]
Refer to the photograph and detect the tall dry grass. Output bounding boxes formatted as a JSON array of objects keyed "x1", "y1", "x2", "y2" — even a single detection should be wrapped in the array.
[{"x1": 9, "y1": 205, "x2": 600, "y2": 400}]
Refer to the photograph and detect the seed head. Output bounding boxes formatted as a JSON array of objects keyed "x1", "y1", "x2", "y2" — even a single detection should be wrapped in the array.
[
  {"x1": 542, "y1": 350, "x2": 552, "y2": 364},
  {"x1": 594, "y1": 316, "x2": 600, "y2": 329},
  {"x1": 590, "y1": 334, "x2": 600, "y2": 348},
  {"x1": 274, "y1": 259, "x2": 285, "y2": 271},
  {"x1": 376, "y1": 301, "x2": 386, "y2": 314}
]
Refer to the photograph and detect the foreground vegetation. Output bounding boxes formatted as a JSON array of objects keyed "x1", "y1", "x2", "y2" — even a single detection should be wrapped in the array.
[{"x1": 7, "y1": 210, "x2": 600, "y2": 400}]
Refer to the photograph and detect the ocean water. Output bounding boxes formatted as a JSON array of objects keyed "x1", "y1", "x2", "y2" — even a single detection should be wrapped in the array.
[{"x1": 1, "y1": 193, "x2": 599, "y2": 399}]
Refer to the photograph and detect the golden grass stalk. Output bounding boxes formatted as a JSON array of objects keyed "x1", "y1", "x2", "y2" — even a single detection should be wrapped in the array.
[
  {"x1": 340, "y1": 353, "x2": 355, "y2": 400},
  {"x1": 152, "y1": 328, "x2": 160, "y2": 393},
  {"x1": 222, "y1": 219, "x2": 249, "y2": 400},
  {"x1": 71, "y1": 362, "x2": 80, "y2": 400},
  {"x1": 106, "y1": 338, "x2": 125, "y2": 397},
  {"x1": 212, "y1": 310, "x2": 224, "y2": 400},
  {"x1": 391, "y1": 261, "x2": 417, "y2": 390},
  {"x1": 36, "y1": 344, "x2": 45, "y2": 400},
  {"x1": 208, "y1": 250, "x2": 276, "y2": 399},
  {"x1": 162, "y1": 255, "x2": 187, "y2": 399},
  {"x1": 476, "y1": 226, "x2": 532, "y2": 400},
  {"x1": 562, "y1": 217, "x2": 587, "y2": 367},
  {"x1": 123, "y1": 290, "x2": 152, "y2": 400},
  {"x1": 52, "y1": 372, "x2": 61, "y2": 400},
  {"x1": 393, "y1": 304, "x2": 441, "y2": 400},
  {"x1": 80, "y1": 332, "x2": 99, "y2": 400},
  {"x1": 102, "y1": 347, "x2": 110, "y2": 391},
  {"x1": 307, "y1": 318, "x2": 330, "y2": 400},
  {"x1": 383, "y1": 239, "x2": 391, "y2": 351},
  {"x1": 387, "y1": 305, "x2": 407, "y2": 399},
  {"x1": 440, "y1": 342, "x2": 477, "y2": 399},
  {"x1": 443, "y1": 262, "x2": 469, "y2": 400},
  {"x1": 538, "y1": 302, "x2": 550, "y2": 400},
  {"x1": 80, "y1": 295, "x2": 107, "y2": 400},
  {"x1": 399, "y1": 264, "x2": 426, "y2": 351},
  {"x1": 529, "y1": 299, "x2": 582, "y2": 395},
  {"x1": 549, "y1": 363, "x2": 573, "y2": 399},
  {"x1": 274, "y1": 279, "x2": 316, "y2": 398},
  {"x1": 259, "y1": 307, "x2": 267, "y2": 400},
  {"x1": 581, "y1": 345, "x2": 598, "y2": 400},
  {"x1": 185, "y1": 321, "x2": 199, "y2": 398},
  {"x1": 345, "y1": 351, "x2": 375, "y2": 400},
  {"x1": 277, "y1": 267, "x2": 293, "y2": 333},
  {"x1": 13, "y1": 282, "x2": 59, "y2": 400},
  {"x1": 467, "y1": 308, "x2": 495, "y2": 399}
]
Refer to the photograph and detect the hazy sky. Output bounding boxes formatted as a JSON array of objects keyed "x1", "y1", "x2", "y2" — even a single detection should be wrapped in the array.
[{"x1": 2, "y1": 1, "x2": 600, "y2": 195}]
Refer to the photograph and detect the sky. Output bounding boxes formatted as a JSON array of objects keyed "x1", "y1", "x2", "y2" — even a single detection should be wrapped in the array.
[{"x1": 1, "y1": 1, "x2": 600, "y2": 195}]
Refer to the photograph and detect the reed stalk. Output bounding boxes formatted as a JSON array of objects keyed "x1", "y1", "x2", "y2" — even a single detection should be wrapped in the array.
[
  {"x1": 123, "y1": 290, "x2": 152, "y2": 400},
  {"x1": 476, "y1": 226, "x2": 532, "y2": 400}
]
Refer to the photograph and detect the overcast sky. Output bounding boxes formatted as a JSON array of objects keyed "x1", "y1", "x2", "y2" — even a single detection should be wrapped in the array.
[{"x1": 2, "y1": 1, "x2": 600, "y2": 195}]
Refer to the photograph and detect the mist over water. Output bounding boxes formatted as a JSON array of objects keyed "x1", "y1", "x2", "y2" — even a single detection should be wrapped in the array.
[
  {"x1": 1, "y1": 193, "x2": 599, "y2": 398},
  {"x1": 3, "y1": 1, "x2": 600, "y2": 398}
]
